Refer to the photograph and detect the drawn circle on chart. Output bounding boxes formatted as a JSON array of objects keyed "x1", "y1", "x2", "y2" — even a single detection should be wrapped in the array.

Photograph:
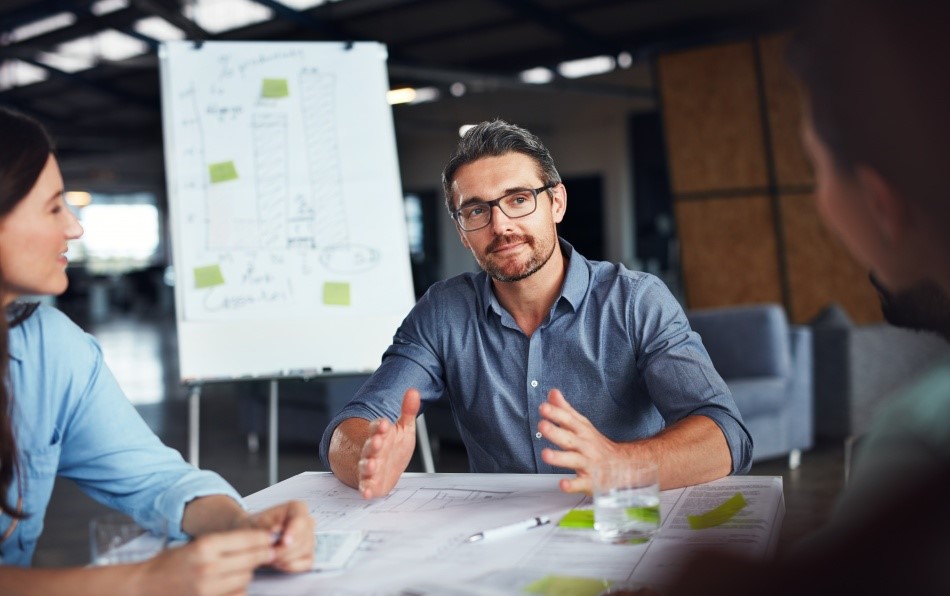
[{"x1": 319, "y1": 244, "x2": 381, "y2": 273}]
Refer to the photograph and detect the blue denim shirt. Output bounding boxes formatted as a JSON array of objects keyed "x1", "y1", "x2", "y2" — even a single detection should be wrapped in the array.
[
  {"x1": 0, "y1": 305, "x2": 242, "y2": 566},
  {"x1": 320, "y1": 240, "x2": 752, "y2": 475}
]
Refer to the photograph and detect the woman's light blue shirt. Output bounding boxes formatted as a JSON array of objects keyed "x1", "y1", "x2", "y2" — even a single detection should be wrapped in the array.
[{"x1": 0, "y1": 305, "x2": 241, "y2": 566}]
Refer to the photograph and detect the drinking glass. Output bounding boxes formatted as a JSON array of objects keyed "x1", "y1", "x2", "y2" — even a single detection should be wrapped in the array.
[
  {"x1": 90, "y1": 513, "x2": 167, "y2": 565},
  {"x1": 592, "y1": 461, "x2": 660, "y2": 543}
]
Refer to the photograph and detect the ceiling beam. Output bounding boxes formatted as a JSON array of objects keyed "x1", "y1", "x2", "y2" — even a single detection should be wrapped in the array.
[{"x1": 490, "y1": 0, "x2": 623, "y2": 58}]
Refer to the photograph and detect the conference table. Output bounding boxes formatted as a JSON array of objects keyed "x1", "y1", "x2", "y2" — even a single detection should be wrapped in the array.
[{"x1": 247, "y1": 472, "x2": 785, "y2": 595}]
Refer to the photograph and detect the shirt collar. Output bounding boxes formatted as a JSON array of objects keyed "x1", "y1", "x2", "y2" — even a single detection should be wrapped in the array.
[{"x1": 480, "y1": 237, "x2": 590, "y2": 315}]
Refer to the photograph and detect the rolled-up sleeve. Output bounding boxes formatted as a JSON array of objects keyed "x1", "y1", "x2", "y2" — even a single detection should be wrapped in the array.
[
  {"x1": 633, "y1": 278, "x2": 753, "y2": 474},
  {"x1": 318, "y1": 290, "x2": 448, "y2": 469},
  {"x1": 50, "y1": 313, "x2": 242, "y2": 541}
]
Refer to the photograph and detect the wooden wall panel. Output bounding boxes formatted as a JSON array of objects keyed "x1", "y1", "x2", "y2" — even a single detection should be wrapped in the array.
[
  {"x1": 781, "y1": 193, "x2": 883, "y2": 323},
  {"x1": 675, "y1": 196, "x2": 783, "y2": 309},
  {"x1": 658, "y1": 42, "x2": 768, "y2": 194},
  {"x1": 759, "y1": 35, "x2": 814, "y2": 187}
]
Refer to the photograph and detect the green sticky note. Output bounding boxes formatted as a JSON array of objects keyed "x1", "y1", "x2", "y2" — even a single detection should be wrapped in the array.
[
  {"x1": 262, "y1": 78, "x2": 289, "y2": 98},
  {"x1": 208, "y1": 160, "x2": 238, "y2": 184},
  {"x1": 558, "y1": 509, "x2": 594, "y2": 529},
  {"x1": 626, "y1": 505, "x2": 660, "y2": 524},
  {"x1": 323, "y1": 281, "x2": 351, "y2": 306},
  {"x1": 194, "y1": 264, "x2": 225, "y2": 289},
  {"x1": 524, "y1": 575, "x2": 609, "y2": 596},
  {"x1": 687, "y1": 492, "x2": 747, "y2": 529}
]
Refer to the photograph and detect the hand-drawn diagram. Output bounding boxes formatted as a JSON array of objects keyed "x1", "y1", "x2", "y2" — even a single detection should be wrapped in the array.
[{"x1": 161, "y1": 42, "x2": 414, "y2": 323}]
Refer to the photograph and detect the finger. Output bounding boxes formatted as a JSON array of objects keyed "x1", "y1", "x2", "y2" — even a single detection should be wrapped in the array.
[
  {"x1": 559, "y1": 476, "x2": 592, "y2": 494},
  {"x1": 538, "y1": 419, "x2": 584, "y2": 452},
  {"x1": 541, "y1": 446, "x2": 587, "y2": 471},
  {"x1": 272, "y1": 505, "x2": 313, "y2": 548},
  {"x1": 398, "y1": 388, "x2": 421, "y2": 426},
  {"x1": 547, "y1": 388, "x2": 574, "y2": 410}
]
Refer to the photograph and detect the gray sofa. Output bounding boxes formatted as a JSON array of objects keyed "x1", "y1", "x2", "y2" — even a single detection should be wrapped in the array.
[
  {"x1": 687, "y1": 304, "x2": 813, "y2": 468},
  {"x1": 810, "y1": 304, "x2": 950, "y2": 440}
]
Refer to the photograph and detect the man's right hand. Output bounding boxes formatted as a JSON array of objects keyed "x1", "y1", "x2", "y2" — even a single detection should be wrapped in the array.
[{"x1": 357, "y1": 388, "x2": 421, "y2": 499}]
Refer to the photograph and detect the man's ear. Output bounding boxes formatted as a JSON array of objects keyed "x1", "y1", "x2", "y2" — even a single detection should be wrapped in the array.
[
  {"x1": 856, "y1": 165, "x2": 910, "y2": 248},
  {"x1": 550, "y1": 183, "x2": 566, "y2": 224}
]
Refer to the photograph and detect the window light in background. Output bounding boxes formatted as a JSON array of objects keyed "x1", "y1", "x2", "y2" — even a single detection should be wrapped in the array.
[
  {"x1": 557, "y1": 55, "x2": 616, "y2": 79},
  {"x1": 450, "y1": 82, "x2": 466, "y2": 97},
  {"x1": 617, "y1": 51, "x2": 633, "y2": 69}
]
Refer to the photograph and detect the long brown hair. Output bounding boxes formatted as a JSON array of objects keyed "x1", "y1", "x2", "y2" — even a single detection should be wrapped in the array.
[{"x1": 0, "y1": 107, "x2": 54, "y2": 518}]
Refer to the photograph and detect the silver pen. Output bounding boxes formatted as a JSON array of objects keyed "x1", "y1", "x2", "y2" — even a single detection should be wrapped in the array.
[{"x1": 466, "y1": 516, "x2": 551, "y2": 543}]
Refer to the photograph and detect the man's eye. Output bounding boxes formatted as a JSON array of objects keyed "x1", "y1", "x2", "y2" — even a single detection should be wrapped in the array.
[{"x1": 467, "y1": 205, "x2": 486, "y2": 217}]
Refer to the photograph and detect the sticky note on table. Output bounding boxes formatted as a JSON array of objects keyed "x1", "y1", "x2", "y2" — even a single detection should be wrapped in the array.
[
  {"x1": 558, "y1": 509, "x2": 594, "y2": 529},
  {"x1": 262, "y1": 78, "x2": 289, "y2": 98},
  {"x1": 208, "y1": 160, "x2": 238, "y2": 184},
  {"x1": 524, "y1": 575, "x2": 609, "y2": 596},
  {"x1": 323, "y1": 282, "x2": 351, "y2": 306},
  {"x1": 194, "y1": 264, "x2": 225, "y2": 289},
  {"x1": 687, "y1": 492, "x2": 747, "y2": 529}
]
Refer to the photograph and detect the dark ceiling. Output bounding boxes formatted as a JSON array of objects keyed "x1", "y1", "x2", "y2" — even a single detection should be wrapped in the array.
[{"x1": 1, "y1": 0, "x2": 795, "y2": 189}]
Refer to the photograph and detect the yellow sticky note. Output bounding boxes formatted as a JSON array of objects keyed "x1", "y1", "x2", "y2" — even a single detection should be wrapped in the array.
[
  {"x1": 194, "y1": 264, "x2": 225, "y2": 289},
  {"x1": 323, "y1": 282, "x2": 351, "y2": 306},
  {"x1": 262, "y1": 78, "x2": 289, "y2": 98},
  {"x1": 208, "y1": 161, "x2": 238, "y2": 184},
  {"x1": 558, "y1": 509, "x2": 594, "y2": 529},
  {"x1": 687, "y1": 492, "x2": 747, "y2": 529},
  {"x1": 524, "y1": 575, "x2": 609, "y2": 596}
]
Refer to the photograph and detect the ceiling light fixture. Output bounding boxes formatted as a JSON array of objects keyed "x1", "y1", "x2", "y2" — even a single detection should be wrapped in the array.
[{"x1": 557, "y1": 55, "x2": 615, "y2": 79}]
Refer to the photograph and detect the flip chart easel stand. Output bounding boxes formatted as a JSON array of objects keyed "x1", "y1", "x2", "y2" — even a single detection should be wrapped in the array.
[{"x1": 186, "y1": 377, "x2": 435, "y2": 486}]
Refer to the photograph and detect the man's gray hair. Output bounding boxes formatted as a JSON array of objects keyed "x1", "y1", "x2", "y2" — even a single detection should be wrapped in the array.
[{"x1": 441, "y1": 119, "x2": 561, "y2": 213}]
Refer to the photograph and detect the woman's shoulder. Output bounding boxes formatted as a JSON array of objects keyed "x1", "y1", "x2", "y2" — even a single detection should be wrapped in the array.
[{"x1": 8, "y1": 303, "x2": 96, "y2": 359}]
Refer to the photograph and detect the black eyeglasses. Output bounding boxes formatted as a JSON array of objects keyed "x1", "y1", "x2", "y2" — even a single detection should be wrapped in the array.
[{"x1": 451, "y1": 185, "x2": 554, "y2": 231}]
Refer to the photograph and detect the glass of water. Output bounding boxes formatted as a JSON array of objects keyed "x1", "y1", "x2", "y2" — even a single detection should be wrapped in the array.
[
  {"x1": 90, "y1": 513, "x2": 167, "y2": 566},
  {"x1": 592, "y1": 460, "x2": 660, "y2": 544}
]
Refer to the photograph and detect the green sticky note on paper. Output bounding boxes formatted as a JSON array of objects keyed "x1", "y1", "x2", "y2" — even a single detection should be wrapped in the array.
[
  {"x1": 208, "y1": 160, "x2": 238, "y2": 184},
  {"x1": 524, "y1": 575, "x2": 609, "y2": 596},
  {"x1": 194, "y1": 264, "x2": 225, "y2": 289},
  {"x1": 262, "y1": 78, "x2": 289, "y2": 98},
  {"x1": 558, "y1": 509, "x2": 595, "y2": 529},
  {"x1": 323, "y1": 282, "x2": 351, "y2": 306},
  {"x1": 687, "y1": 492, "x2": 747, "y2": 529}
]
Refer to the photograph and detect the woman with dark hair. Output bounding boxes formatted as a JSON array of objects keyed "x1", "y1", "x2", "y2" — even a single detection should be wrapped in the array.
[{"x1": 0, "y1": 107, "x2": 314, "y2": 594}]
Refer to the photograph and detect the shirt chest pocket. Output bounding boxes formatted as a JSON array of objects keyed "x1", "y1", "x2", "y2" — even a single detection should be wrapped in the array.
[{"x1": 15, "y1": 433, "x2": 63, "y2": 556}]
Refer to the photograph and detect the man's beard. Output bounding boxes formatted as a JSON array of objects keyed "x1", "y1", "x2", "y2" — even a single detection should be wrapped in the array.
[
  {"x1": 870, "y1": 273, "x2": 950, "y2": 342},
  {"x1": 478, "y1": 233, "x2": 557, "y2": 282}
]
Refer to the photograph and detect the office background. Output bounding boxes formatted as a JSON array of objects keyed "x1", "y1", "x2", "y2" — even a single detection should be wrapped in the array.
[{"x1": 1, "y1": 0, "x2": 937, "y2": 568}]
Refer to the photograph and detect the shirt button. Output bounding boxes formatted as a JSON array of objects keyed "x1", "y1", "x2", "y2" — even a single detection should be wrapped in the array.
[
  {"x1": 530, "y1": 380, "x2": 539, "y2": 388},
  {"x1": 535, "y1": 432, "x2": 542, "y2": 439}
]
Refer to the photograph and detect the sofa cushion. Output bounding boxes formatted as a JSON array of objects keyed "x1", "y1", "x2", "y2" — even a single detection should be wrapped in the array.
[{"x1": 725, "y1": 376, "x2": 789, "y2": 418}]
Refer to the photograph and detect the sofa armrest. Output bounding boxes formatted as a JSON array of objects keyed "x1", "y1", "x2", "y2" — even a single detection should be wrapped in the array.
[{"x1": 786, "y1": 325, "x2": 814, "y2": 450}]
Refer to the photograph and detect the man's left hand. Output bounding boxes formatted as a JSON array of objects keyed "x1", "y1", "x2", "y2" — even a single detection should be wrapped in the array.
[
  {"x1": 239, "y1": 500, "x2": 316, "y2": 573},
  {"x1": 538, "y1": 388, "x2": 623, "y2": 494}
]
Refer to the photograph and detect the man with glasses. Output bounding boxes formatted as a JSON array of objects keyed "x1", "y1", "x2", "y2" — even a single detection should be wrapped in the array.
[{"x1": 320, "y1": 120, "x2": 751, "y2": 499}]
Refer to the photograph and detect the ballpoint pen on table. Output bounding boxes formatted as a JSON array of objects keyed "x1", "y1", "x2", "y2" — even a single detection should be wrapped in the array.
[{"x1": 466, "y1": 516, "x2": 552, "y2": 543}]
